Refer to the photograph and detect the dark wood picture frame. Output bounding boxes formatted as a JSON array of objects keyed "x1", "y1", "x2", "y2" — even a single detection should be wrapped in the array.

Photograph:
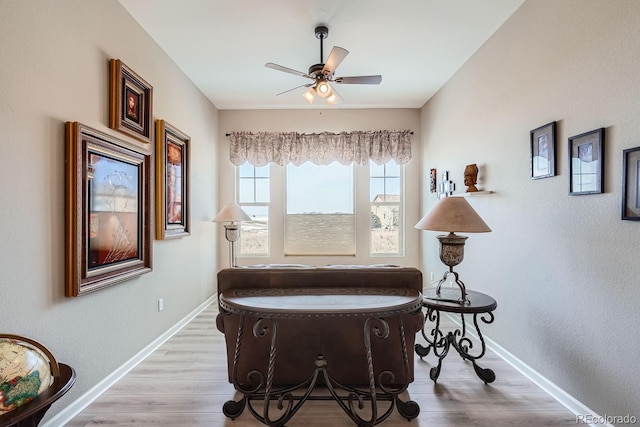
[
  {"x1": 429, "y1": 168, "x2": 437, "y2": 193},
  {"x1": 109, "y1": 59, "x2": 153, "y2": 143},
  {"x1": 622, "y1": 146, "x2": 640, "y2": 220},
  {"x1": 569, "y1": 128, "x2": 604, "y2": 195},
  {"x1": 530, "y1": 121, "x2": 556, "y2": 179},
  {"x1": 65, "y1": 122, "x2": 153, "y2": 296},
  {"x1": 155, "y1": 120, "x2": 191, "y2": 239}
]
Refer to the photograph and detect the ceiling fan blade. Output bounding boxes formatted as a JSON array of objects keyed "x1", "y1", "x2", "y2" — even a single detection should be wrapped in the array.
[
  {"x1": 334, "y1": 75, "x2": 382, "y2": 85},
  {"x1": 322, "y1": 46, "x2": 349, "y2": 75},
  {"x1": 265, "y1": 63, "x2": 313, "y2": 79},
  {"x1": 276, "y1": 83, "x2": 313, "y2": 96}
]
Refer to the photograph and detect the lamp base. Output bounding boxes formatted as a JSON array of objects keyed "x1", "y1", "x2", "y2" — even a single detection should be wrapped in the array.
[
  {"x1": 435, "y1": 269, "x2": 469, "y2": 304},
  {"x1": 223, "y1": 224, "x2": 240, "y2": 267}
]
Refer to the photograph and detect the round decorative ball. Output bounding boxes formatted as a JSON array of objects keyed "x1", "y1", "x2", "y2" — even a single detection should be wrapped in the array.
[{"x1": 0, "y1": 337, "x2": 53, "y2": 414}]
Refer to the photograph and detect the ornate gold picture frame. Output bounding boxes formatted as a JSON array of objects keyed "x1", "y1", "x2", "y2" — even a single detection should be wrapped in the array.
[
  {"x1": 155, "y1": 120, "x2": 191, "y2": 239},
  {"x1": 65, "y1": 122, "x2": 153, "y2": 296},
  {"x1": 109, "y1": 59, "x2": 153, "y2": 143}
]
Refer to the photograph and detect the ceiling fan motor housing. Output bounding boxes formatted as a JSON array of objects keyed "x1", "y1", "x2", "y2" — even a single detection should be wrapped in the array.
[
  {"x1": 308, "y1": 63, "x2": 325, "y2": 77},
  {"x1": 314, "y1": 25, "x2": 328, "y2": 40}
]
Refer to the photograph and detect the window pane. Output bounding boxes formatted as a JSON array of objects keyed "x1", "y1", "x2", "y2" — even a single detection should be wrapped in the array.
[
  {"x1": 286, "y1": 162, "x2": 353, "y2": 214},
  {"x1": 370, "y1": 177, "x2": 385, "y2": 202},
  {"x1": 370, "y1": 205, "x2": 400, "y2": 254},
  {"x1": 370, "y1": 161, "x2": 385, "y2": 177},
  {"x1": 370, "y1": 159, "x2": 403, "y2": 256},
  {"x1": 238, "y1": 162, "x2": 255, "y2": 178},
  {"x1": 239, "y1": 205, "x2": 268, "y2": 255},
  {"x1": 285, "y1": 162, "x2": 355, "y2": 255},
  {"x1": 254, "y1": 164, "x2": 270, "y2": 178},
  {"x1": 385, "y1": 160, "x2": 400, "y2": 176},
  {"x1": 255, "y1": 178, "x2": 270, "y2": 203},
  {"x1": 385, "y1": 177, "x2": 400, "y2": 199},
  {"x1": 238, "y1": 178, "x2": 254, "y2": 203}
]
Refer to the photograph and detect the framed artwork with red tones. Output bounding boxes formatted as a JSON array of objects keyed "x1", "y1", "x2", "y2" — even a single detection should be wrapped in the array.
[
  {"x1": 155, "y1": 120, "x2": 191, "y2": 239},
  {"x1": 65, "y1": 122, "x2": 153, "y2": 296},
  {"x1": 109, "y1": 59, "x2": 153, "y2": 143}
]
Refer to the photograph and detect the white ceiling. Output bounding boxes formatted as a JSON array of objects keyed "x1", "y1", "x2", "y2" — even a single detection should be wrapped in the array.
[{"x1": 118, "y1": 0, "x2": 524, "y2": 110}]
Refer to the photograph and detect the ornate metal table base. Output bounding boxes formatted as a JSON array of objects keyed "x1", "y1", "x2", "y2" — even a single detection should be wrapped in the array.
[
  {"x1": 415, "y1": 289, "x2": 497, "y2": 384},
  {"x1": 223, "y1": 315, "x2": 420, "y2": 427}
]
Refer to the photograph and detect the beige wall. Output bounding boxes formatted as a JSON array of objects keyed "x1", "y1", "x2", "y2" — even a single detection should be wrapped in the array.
[
  {"x1": 0, "y1": 0, "x2": 219, "y2": 420},
  {"x1": 420, "y1": 0, "x2": 640, "y2": 418},
  {"x1": 218, "y1": 109, "x2": 422, "y2": 268},
  {"x1": 3, "y1": 0, "x2": 639, "y2": 422}
]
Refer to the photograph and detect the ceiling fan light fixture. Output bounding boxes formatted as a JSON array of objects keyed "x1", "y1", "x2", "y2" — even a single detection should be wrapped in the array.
[
  {"x1": 302, "y1": 87, "x2": 316, "y2": 104},
  {"x1": 316, "y1": 79, "x2": 332, "y2": 98},
  {"x1": 326, "y1": 89, "x2": 343, "y2": 105}
]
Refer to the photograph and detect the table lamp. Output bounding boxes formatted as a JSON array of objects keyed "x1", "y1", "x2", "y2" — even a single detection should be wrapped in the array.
[
  {"x1": 415, "y1": 197, "x2": 491, "y2": 303},
  {"x1": 212, "y1": 203, "x2": 251, "y2": 267}
]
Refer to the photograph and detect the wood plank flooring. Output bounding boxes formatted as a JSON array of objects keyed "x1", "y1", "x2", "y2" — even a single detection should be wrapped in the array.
[{"x1": 67, "y1": 303, "x2": 578, "y2": 426}]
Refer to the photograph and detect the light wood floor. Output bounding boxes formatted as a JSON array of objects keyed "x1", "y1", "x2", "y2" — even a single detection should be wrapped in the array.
[{"x1": 67, "y1": 303, "x2": 578, "y2": 426}]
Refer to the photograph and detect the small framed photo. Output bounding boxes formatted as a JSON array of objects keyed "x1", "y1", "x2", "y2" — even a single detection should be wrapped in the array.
[
  {"x1": 622, "y1": 146, "x2": 640, "y2": 220},
  {"x1": 429, "y1": 168, "x2": 437, "y2": 193},
  {"x1": 65, "y1": 122, "x2": 153, "y2": 296},
  {"x1": 530, "y1": 121, "x2": 556, "y2": 179},
  {"x1": 109, "y1": 59, "x2": 153, "y2": 143},
  {"x1": 569, "y1": 128, "x2": 605, "y2": 195},
  {"x1": 156, "y1": 120, "x2": 191, "y2": 239}
]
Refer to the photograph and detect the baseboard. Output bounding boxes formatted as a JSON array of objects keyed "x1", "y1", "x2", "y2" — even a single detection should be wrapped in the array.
[
  {"x1": 42, "y1": 295, "x2": 216, "y2": 427},
  {"x1": 444, "y1": 313, "x2": 612, "y2": 427}
]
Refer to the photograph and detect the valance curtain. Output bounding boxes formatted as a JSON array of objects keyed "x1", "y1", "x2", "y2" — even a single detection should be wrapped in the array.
[{"x1": 228, "y1": 130, "x2": 412, "y2": 166}]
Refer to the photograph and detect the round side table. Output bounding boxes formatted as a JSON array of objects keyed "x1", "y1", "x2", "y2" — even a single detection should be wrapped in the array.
[{"x1": 415, "y1": 288, "x2": 497, "y2": 384}]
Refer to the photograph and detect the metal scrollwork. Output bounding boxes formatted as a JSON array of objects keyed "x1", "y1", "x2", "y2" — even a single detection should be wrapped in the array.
[
  {"x1": 222, "y1": 300, "x2": 423, "y2": 426},
  {"x1": 415, "y1": 300, "x2": 497, "y2": 384}
]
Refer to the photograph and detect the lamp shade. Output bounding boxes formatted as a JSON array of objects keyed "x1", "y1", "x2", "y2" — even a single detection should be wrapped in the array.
[
  {"x1": 212, "y1": 203, "x2": 251, "y2": 223},
  {"x1": 415, "y1": 197, "x2": 491, "y2": 233},
  {"x1": 302, "y1": 87, "x2": 316, "y2": 104},
  {"x1": 326, "y1": 87, "x2": 343, "y2": 105}
]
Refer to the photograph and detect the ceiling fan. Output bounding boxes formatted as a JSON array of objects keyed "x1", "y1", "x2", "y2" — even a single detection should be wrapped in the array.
[{"x1": 265, "y1": 25, "x2": 382, "y2": 105}]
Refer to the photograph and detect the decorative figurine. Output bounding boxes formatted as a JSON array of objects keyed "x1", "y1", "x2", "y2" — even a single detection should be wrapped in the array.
[
  {"x1": 464, "y1": 163, "x2": 479, "y2": 192},
  {"x1": 438, "y1": 171, "x2": 455, "y2": 199}
]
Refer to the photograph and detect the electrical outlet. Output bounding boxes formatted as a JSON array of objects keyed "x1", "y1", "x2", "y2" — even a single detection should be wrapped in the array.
[
  {"x1": 430, "y1": 272, "x2": 434, "y2": 281},
  {"x1": 158, "y1": 298, "x2": 164, "y2": 311}
]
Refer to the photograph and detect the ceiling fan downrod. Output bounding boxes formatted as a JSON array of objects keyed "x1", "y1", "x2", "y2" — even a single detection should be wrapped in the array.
[{"x1": 315, "y1": 25, "x2": 329, "y2": 65}]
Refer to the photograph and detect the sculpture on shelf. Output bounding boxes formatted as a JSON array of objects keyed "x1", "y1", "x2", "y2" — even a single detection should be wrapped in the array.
[{"x1": 464, "y1": 163, "x2": 479, "y2": 192}]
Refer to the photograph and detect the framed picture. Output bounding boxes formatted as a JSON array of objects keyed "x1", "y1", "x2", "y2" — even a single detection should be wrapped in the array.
[
  {"x1": 569, "y1": 128, "x2": 605, "y2": 195},
  {"x1": 622, "y1": 146, "x2": 640, "y2": 220},
  {"x1": 156, "y1": 120, "x2": 191, "y2": 239},
  {"x1": 429, "y1": 168, "x2": 437, "y2": 193},
  {"x1": 530, "y1": 121, "x2": 556, "y2": 179},
  {"x1": 109, "y1": 59, "x2": 153, "y2": 143},
  {"x1": 65, "y1": 122, "x2": 153, "y2": 296}
]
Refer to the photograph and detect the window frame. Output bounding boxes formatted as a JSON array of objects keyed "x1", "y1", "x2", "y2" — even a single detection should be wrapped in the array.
[
  {"x1": 369, "y1": 161, "x2": 405, "y2": 256},
  {"x1": 236, "y1": 163, "x2": 270, "y2": 257}
]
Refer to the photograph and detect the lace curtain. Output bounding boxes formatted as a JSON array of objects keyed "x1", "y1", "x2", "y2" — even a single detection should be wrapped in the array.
[{"x1": 228, "y1": 130, "x2": 412, "y2": 166}]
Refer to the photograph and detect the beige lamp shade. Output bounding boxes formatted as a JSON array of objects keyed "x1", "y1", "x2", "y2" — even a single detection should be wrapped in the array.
[
  {"x1": 415, "y1": 197, "x2": 491, "y2": 233},
  {"x1": 212, "y1": 203, "x2": 251, "y2": 223}
]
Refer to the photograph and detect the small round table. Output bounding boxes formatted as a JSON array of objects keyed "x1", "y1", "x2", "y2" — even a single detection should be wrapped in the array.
[{"x1": 415, "y1": 288, "x2": 497, "y2": 384}]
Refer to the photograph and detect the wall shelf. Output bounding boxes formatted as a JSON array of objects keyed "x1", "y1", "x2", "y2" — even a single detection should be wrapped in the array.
[{"x1": 451, "y1": 190, "x2": 494, "y2": 197}]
